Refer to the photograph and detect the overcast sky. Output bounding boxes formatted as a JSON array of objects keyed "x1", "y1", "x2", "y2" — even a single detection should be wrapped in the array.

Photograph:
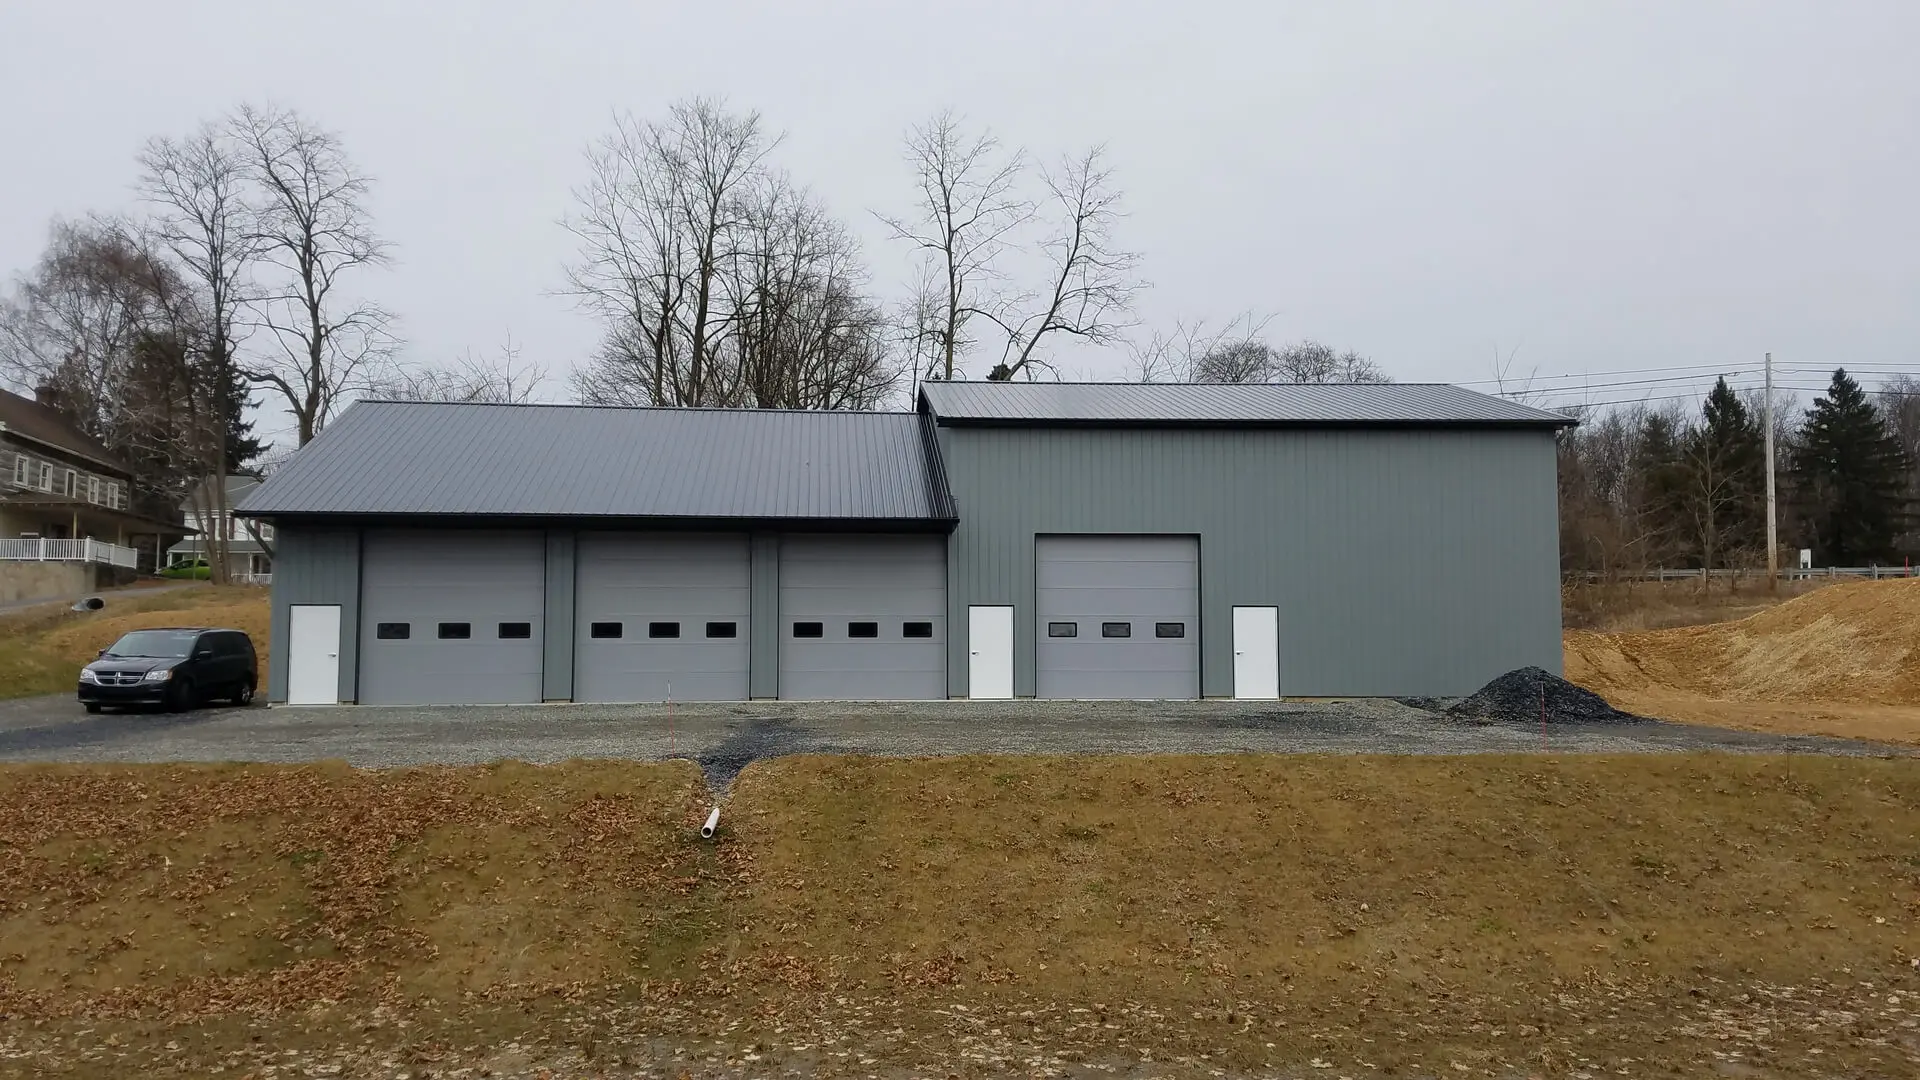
[{"x1": 2, "y1": 1, "x2": 1915, "y2": 443}]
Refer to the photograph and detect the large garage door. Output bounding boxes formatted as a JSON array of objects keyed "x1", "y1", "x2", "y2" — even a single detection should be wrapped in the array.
[
  {"x1": 1036, "y1": 535, "x2": 1199, "y2": 699},
  {"x1": 574, "y1": 533, "x2": 750, "y2": 702},
  {"x1": 779, "y1": 535, "x2": 945, "y2": 700},
  {"x1": 358, "y1": 530, "x2": 546, "y2": 705}
]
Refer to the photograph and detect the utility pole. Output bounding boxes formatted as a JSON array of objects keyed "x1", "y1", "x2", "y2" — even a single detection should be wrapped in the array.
[{"x1": 1764, "y1": 351, "x2": 1778, "y2": 591}]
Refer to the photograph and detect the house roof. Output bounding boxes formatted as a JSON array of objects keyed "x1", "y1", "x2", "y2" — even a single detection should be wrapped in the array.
[
  {"x1": 918, "y1": 381, "x2": 1576, "y2": 428},
  {"x1": 0, "y1": 389, "x2": 131, "y2": 473},
  {"x1": 180, "y1": 474, "x2": 262, "y2": 512},
  {"x1": 237, "y1": 400, "x2": 957, "y2": 522}
]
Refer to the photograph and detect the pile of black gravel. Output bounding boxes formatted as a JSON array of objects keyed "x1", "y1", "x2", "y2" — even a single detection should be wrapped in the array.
[{"x1": 1446, "y1": 666, "x2": 1644, "y2": 725}]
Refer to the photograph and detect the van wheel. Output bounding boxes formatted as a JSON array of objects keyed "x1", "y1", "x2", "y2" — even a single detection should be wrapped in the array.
[
  {"x1": 232, "y1": 680, "x2": 256, "y2": 707},
  {"x1": 165, "y1": 679, "x2": 195, "y2": 714}
]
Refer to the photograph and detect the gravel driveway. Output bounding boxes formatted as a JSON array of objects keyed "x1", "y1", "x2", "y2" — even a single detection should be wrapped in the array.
[{"x1": 0, "y1": 695, "x2": 1901, "y2": 787}]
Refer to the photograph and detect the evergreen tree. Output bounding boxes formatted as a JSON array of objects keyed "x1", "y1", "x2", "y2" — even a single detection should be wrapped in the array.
[
  {"x1": 1791, "y1": 369, "x2": 1912, "y2": 563},
  {"x1": 211, "y1": 361, "x2": 266, "y2": 475},
  {"x1": 1633, "y1": 410, "x2": 1690, "y2": 564},
  {"x1": 1685, "y1": 376, "x2": 1768, "y2": 567}
]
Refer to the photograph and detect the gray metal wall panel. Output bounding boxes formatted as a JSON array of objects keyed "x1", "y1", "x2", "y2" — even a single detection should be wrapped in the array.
[
  {"x1": 778, "y1": 535, "x2": 946, "y2": 700},
  {"x1": 749, "y1": 532, "x2": 780, "y2": 699},
  {"x1": 358, "y1": 529, "x2": 546, "y2": 705},
  {"x1": 543, "y1": 531, "x2": 577, "y2": 701},
  {"x1": 573, "y1": 533, "x2": 750, "y2": 702},
  {"x1": 1035, "y1": 536, "x2": 1199, "y2": 699},
  {"x1": 940, "y1": 426, "x2": 1562, "y2": 698},
  {"x1": 266, "y1": 525, "x2": 361, "y2": 703}
]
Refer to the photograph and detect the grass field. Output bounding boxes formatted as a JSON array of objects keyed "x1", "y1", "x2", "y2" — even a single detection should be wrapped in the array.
[
  {"x1": 3, "y1": 755, "x2": 1918, "y2": 1075},
  {"x1": 0, "y1": 585, "x2": 269, "y2": 699}
]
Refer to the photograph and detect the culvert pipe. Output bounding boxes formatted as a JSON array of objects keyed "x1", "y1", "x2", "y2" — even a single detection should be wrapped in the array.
[{"x1": 701, "y1": 806, "x2": 721, "y2": 839}]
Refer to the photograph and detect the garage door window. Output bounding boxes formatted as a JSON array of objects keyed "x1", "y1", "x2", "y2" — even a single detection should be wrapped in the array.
[
  {"x1": 438, "y1": 622, "x2": 472, "y2": 640},
  {"x1": 1101, "y1": 622, "x2": 1132, "y2": 638},
  {"x1": 848, "y1": 621, "x2": 878, "y2": 638},
  {"x1": 1155, "y1": 622, "x2": 1186, "y2": 638},
  {"x1": 590, "y1": 622, "x2": 623, "y2": 639},
  {"x1": 498, "y1": 622, "x2": 532, "y2": 639},
  {"x1": 705, "y1": 621, "x2": 737, "y2": 638},
  {"x1": 793, "y1": 622, "x2": 823, "y2": 638},
  {"x1": 375, "y1": 622, "x2": 410, "y2": 640},
  {"x1": 902, "y1": 621, "x2": 933, "y2": 638},
  {"x1": 1047, "y1": 622, "x2": 1078, "y2": 638},
  {"x1": 648, "y1": 622, "x2": 680, "y2": 639}
]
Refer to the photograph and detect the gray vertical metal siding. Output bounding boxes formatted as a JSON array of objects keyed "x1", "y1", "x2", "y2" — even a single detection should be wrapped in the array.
[
  {"x1": 939, "y1": 425, "x2": 1562, "y2": 698},
  {"x1": 267, "y1": 525, "x2": 362, "y2": 703},
  {"x1": 749, "y1": 533, "x2": 780, "y2": 698},
  {"x1": 543, "y1": 531, "x2": 576, "y2": 701}
]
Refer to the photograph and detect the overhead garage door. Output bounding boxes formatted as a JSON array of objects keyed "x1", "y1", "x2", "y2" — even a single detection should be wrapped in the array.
[
  {"x1": 358, "y1": 529, "x2": 546, "y2": 706},
  {"x1": 779, "y1": 535, "x2": 945, "y2": 700},
  {"x1": 574, "y1": 533, "x2": 750, "y2": 702},
  {"x1": 1036, "y1": 535, "x2": 1199, "y2": 699}
]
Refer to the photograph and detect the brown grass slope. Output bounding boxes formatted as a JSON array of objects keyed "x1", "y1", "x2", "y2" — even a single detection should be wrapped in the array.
[
  {"x1": 2, "y1": 756, "x2": 1918, "y2": 1074},
  {"x1": 1565, "y1": 578, "x2": 1920, "y2": 741},
  {"x1": 0, "y1": 585, "x2": 269, "y2": 699}
]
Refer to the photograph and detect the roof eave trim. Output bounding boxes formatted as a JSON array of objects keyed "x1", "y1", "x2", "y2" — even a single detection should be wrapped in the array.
[
  {"x1": 928, "y1": 416, "x2": 1576, "y2": 430},
  {"x1": 0, "y1": 423, "x2": 136, "y2": 475}
]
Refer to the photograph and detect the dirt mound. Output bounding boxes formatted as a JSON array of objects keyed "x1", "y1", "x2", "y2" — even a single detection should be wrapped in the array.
[
  {"x1": 1447, "y1": 666, "x2": 1643, "y2": 725},
  {"x1": 1566, "y1": 578, "x2": 1920, "y2": 707}
]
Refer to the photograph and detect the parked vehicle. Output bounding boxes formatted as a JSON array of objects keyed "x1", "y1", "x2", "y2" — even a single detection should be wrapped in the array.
[
  {"x1": 160, "y1": 559, "x2": 213, "y2": 580},
  {"x1": 77, "y1": 627, "x2": 258, "y2": 713}
]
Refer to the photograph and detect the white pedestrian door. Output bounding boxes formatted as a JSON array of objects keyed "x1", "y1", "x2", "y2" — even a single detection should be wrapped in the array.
[
  {"x1": 1232, "y1": 606, "x2": 1280, "y2": 699},
  {"x1": 968, "y1": 605, "x2": 1014, "y2": 699},
  {"x1": 286, "y1": 604, "x2": 342, "y2": 705}
]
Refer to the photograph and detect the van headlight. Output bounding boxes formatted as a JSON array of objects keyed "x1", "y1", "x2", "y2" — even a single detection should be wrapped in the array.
[
  {"x1": 142, "y1": 669, "x2": 173, "y2": 682},
  {"x1": 78, "y1": 667, "x2": 101, "y2": 684}
]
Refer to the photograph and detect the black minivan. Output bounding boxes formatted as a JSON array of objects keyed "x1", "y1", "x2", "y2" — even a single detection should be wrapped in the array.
[{"x1": 77, "y1": 627, "x2": 258, "y2": 713}]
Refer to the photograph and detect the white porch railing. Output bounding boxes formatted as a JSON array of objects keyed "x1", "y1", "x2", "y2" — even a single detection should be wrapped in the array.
[
  {"x1": 232, "y1": 572, "x2": 273, "y2": 586},
  {"x1": 0, "y1": 538, "x2": 139, "y2": 568}
]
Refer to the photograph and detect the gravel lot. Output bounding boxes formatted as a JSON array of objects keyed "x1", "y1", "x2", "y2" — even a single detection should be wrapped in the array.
[{"x1": 0, "y1": 694, "x2": 1902, "y2": 787}]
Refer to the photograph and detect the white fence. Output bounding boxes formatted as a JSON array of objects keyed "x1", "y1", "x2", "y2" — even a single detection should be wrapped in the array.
[
  {"x1": 0, "y1": 537, "x2": 139, "y2": 568},
  {"x1": 231, "y1": 572, "x2": 273, "y2": 586},
  {"x1": 1579, "y1": 566, "x2": 1914, "y2": 583}
]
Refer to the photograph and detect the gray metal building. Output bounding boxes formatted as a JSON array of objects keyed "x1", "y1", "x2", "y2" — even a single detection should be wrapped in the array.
[{"x1": 240, "y1": 382, "x2": 1571, "y2": 705}]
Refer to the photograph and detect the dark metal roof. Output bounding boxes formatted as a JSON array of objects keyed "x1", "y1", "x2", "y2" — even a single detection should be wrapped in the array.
[
  {"x1": 919, "y1": 381, "x2": 1575, "y2": 427},
  {"x1": 238, "y1": 401, "x2": 956, "y2": 521}
]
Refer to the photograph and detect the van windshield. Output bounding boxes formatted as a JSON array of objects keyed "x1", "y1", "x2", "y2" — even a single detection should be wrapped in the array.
[{"x1": 103, "y1": 630, "x2": 200, "y2": 659}]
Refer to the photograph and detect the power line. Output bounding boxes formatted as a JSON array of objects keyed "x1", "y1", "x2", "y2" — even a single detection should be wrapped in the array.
[
  {"x1": 1454, "y1": 361, "x2": 1779, "y2": 386},
  {"x1": 1458, "y1": 360, "x2": 1915, "y2": 389},
  {"x1": 1498, "y1": 370, "x2": 1760, "y2": 396}
]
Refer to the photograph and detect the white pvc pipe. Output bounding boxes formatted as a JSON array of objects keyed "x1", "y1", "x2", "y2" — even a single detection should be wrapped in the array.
[{"x1": 700, "y1": 806, "x2": 721, "y2": 839}]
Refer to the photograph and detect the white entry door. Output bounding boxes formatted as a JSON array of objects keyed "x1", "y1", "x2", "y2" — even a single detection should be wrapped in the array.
[
  {"x1": 968, "y1": 605, "x2": 1014, "y2": 699},
  {"x1": 286, "y1": 604, "x2": 342, "y2": 705},
  {"x1": 1232, "y1": 606, "x2": 1280, "y2": 699}
]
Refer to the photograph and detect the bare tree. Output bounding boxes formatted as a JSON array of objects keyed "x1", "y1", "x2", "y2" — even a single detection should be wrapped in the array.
[
  {"x1": 231, "y1": 104, "x2": 394, "y2": 445},
  {"x1": 1270, "y1": 340, "x2": 1390, "y2": 384},
  {"x1": 564, "y1": 98, "x2": 777, "y2": 407},
  {"x1": 567, "y1": 99, "x2": 898, "y2": 410},
  {"x1": 366, "y1": 334, "x2": 549, "y2": 404},
  {"x1": 0, "y1": 219, "x2": 165, "y2": 423},
  {"x1": 876, "y1": 110, "x2": 1029, "y2": 382},
  {"x1": 0, "y1": 219, "x2": 235, "y2": 571},
  {"x1": 1130, "y1": 313, "x2": 1277, "y2": 383},
  {"x1": 1130, "y1": 316, "x2": 1391, "y2": 386},
  {"x1": 985, "y1": 148, "x2": 1144, "y2": 381},
  {"x1": 139, "y1": 121, "x2": 265, "y2": 580},
  {"x1": 726, "y1": 175, "x2": 903, "y2": 409}
]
